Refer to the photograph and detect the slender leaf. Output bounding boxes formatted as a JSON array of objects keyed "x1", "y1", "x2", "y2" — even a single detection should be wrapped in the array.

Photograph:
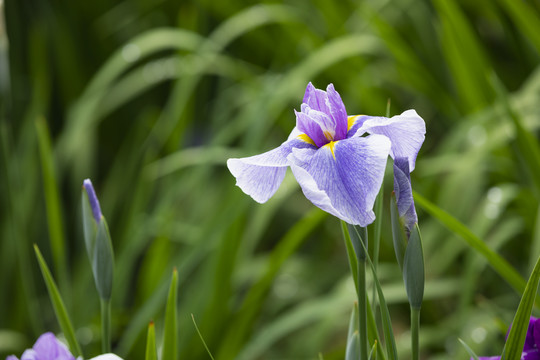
[
  {"x1": 502, "y1": 255, "x2": 540, "y2": 360},
  {"x1": 413, "y1": 191, "x2": 526, "y2": 294},
  {"x1": 192, "y1": 314, "x2": 216, "y2": 360},
  {"x1": 34, "y1": 117, "x2": 67, "y2": 284},
  {"x1": 162, "y1": 268, "x2": 178, "y2": 360},
  {"x1": 345, "y1": 331, "x2": 360, "y2": 360},
  {"x1": 458, "y1": 338, "x2": 480, "y2": 360},
  {"x1": 145, "y1": 322, "x2": 157, "y2": 360},
  {"x1": 33, "y1": 245, "x2": 82, "y2": 357}
]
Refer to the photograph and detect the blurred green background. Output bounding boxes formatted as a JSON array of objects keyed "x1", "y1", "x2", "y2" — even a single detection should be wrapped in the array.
[{"x1": 2, "y1": 0, "x2": 540, "y2": 359}]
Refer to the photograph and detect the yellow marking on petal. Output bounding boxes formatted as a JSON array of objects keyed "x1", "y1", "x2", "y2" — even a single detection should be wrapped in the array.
[
  {"x1": 323, "y1": 141, "x2": 337, "y2": 159},
  {"x1": 323, "y1": 130, "x2": 334, "y2": 141},
  {"x1": 347, "y1": 115, "x2": 365, "y2": 131},
  {"x1": 297, "y1": 133, "x2": 316, "y2": 146}
]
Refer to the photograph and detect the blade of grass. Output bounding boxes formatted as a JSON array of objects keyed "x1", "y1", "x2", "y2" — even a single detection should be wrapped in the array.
[
  {"x1": 145, "y1": 322, "x2": 157, "y2": 360},
  {"x1": 191, "y1": 314, "x2": 216, "y2": 360},
  {"x1": 413, "y1": 191, "x2": 526, "y2": 294},
  {"x1": 33, "y1": 245, "x2": 82, "y2": 357},
  {"x1": 502, "y1": 254, "x2": 540, "y2": 360},
  {"x1": 162, "y1": 267, "x2": 178, "y2": 360}
]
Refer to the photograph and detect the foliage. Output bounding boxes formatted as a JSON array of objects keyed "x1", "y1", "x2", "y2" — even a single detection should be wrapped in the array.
[{"x1": 2, "y1": 0, "x2": 540, "y2": 359}]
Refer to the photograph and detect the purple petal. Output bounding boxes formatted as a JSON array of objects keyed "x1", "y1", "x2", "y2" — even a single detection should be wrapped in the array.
[
  {"x1": 288, "y1": 135, "x2": 391, "y2": 226},
  {"x1": 20, "y1": 350, "x2": 38, "y2": 360},
  {"x1": 393, "y1": 157, "x2": 418, "y2": 235},
  {"x1": 227, "y1": 137, "x2": 315, "y2": 203},
  {"x1": 303, "y1": 82, "x2": 330, "y2": 115},
  {"x1": 347, "y1": 115, "x2": 370, "y2": 137},
  {"x1": 295, "y1": 109, "x2": 328, "y2": 147},
  {"x1": 523, "y1": 350, "x2": 540, "y2": 360},
  {"x1": 476, "y1": 357, "x2": 500, "y2": 360},
  {"x1": 6, "y1": 356, "x2": 21, "y2": 360},
  {"x1": 353, "y1": 110, "x2": 426, "y2": 172},
  {"x1": 534, "y1": 317, "x2": 540, "y2": 350},
  {"x1": 325, "y1": 84, "x2": 348, "y2": 140},
  {"x1": 31, "y1": 332, "x2": 74, "y2": 360},
  {"x1": 83, "y1": 179, "x2": 102, "y2": 224}
]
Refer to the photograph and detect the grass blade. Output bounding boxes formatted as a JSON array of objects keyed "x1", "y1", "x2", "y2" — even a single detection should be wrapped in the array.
[
  {"x1": 34, "y1": 117, "x2": 67, "y2": 287},
  {"x1": 162, "y1": 267, "x2": 178, "y2": 360},
  {"x1": 33, "y1": 245, "x2": 82, "y2": 357},
  {"x1": 192, "y1": 314, "x2": 216, "y2": 360},
  {"x1": 145, "y1": 322, "x2": 157, "y2": 360},
  {"x1": 502, "y1": 255, "x2": 540, "y2": 360},
  {"x1": 413, "y1": 191, "x2": 526, "y2": 294}
]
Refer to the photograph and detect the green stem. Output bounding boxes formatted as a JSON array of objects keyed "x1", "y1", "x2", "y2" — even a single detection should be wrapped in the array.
[
  {"x1": 101, "y1": 298, "x2": 111, "y2": 353},
  {"x1": 411, "y1": 306, "x2": 421, "y2": 360},
  {"x1": 358, "y1": 258, "x2": 368, "y2": 360}
]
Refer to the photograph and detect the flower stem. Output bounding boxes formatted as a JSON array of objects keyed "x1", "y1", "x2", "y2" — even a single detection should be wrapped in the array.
[
  {"x1": 410, "y1": 306, "x2": 421, "y2": 360},
  {"x1": 101, "y1": 298, "x2": 111, "y2": 353}
]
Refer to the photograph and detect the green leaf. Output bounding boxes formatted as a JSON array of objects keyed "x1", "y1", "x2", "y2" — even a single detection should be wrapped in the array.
[
  {"x1": 390, "y1": 195, "x2": 407, "y2": 271},
  {"x1": 33, "y1": 245, "x2": 82, "y2": 357},
  {"x1": 145, "y1": 322, "x2": 157, "y2": 360},
  {"x1": 192, "y1": 314, "x2": 216, "y2": 360},
  {"x1": 353, "y1": 225, "x2": 398, "y2": 360},
  {"x1": 347, "y1": 302, "x2": 359, "y2": 342},
  {"x1": 162, "y1": 268, "x2": 178, "y2": 360},
  {"x1": 35, "y1": 117, "x2": 67, "y2": 285},
  {"x1": 413, "y1": 191, "x2": 526, "y2": 294},
  {"x1": 458, "y1": 338, "x2": 480, "y2": 360},
  {"x1": 93, "y1": 218, "x2": 115, "y2": 301},
  {"x1": 490, "y1": 73, "x2": 540, "y2": 196},
  {"x1": 345, "y1": 331, "x2": 360, "y2": 360},
  {"x1": 403, "y1": 225, "x2": 425, "y2": 309},
  {"x1": 369, "y1": 340, "x2": 378, "y2": 360},
  {"x1": 347, "y1": 224, "x2": 368, "y2": 261},
  {"x1": 502, "y1": 255, "x2": 540, "y2": 360}
]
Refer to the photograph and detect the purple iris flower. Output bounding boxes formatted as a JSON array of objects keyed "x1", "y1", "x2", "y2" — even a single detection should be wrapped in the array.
[
  {"x1": 6, "y1": 332, "x2": 75, "y2": 360},
  {"x1": 83, "y1": 179, "x2": 102, "y2": 224},
  {"x1": 227, "y1": 82, "x2": 426, "y2": 227},
  {"x1": 6, "y1": 332, "x2": 125, "y2": 360},
  {"x1": 476, "y1": 317, "x2": 540, "y2": 360}
]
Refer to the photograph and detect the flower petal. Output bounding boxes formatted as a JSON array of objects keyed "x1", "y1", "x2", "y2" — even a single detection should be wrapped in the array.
[
  {"x1": 295, "y1": 108, "x2": 329, "y2": 147},
  {"x1": 227, "y1": 138, "x2": 314, "y2": 203},
  {"x1": 326, "y1": 84, "x2": 348, "y2": 140},
  {"x1": 288, "y1": 135, "x2": 391, "y2": 226},
  {"x1": 89, "y1": 354, "x2": 124, "y2": 360},
  {"x1": 393, "y1": 157, "x2": 417, "y2": 235},
  {"x1": 32, "y1": 332, "x2": 74, "y2": 360},
  {"x1": 303, "y1": 82, "x2": 330, "y2": 115},
  {"x1": 353, "y1": 110, "x2": 426, "y2": 172}
]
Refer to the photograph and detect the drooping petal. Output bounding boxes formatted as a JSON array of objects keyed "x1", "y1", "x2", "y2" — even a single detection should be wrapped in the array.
[
  {"x1": 393, "y1": 157, "x2": 417, "y2": 235},
  {"x1": 288, "y1": 135, "x2": 391, "y2": 226},
  {"x1": 325, "y1": 84, "x2": 348, "y2": 140},
  {"x1": 227, "y1": 138, "x2": 315, "y2": 203},
  {"x1": 352, "y1": 110, "x2": 426, "y2": 172}
]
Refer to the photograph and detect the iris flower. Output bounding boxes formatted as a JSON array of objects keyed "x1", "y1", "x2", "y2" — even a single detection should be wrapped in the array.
[
  {"x1": 6, "y1": 332, "x2": 123, "y2": 360},
  {"x1": 227, "y1": 82, "x2": 425, "y2": 229}
]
